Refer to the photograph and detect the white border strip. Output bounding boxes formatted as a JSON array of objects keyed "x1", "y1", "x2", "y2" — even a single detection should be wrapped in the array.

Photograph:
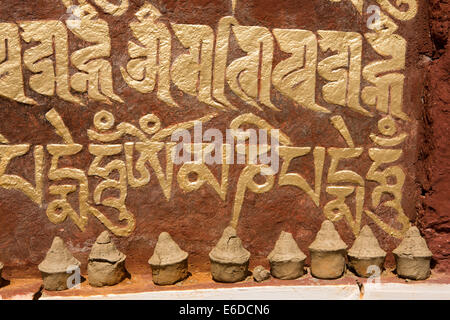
[
  {"x1": 363, "y1": 283, "x2": 450, "y2": 300},
  {"x1": 40, "y1": 283, "x2": 450, "y2": 300}
]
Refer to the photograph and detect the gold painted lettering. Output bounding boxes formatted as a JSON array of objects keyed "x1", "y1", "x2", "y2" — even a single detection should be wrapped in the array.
[
  {"x1": 121, "y1": 3, "x2": 177, "y2": 108},
  {"x1": 231, "y1": 164, "x2": 275, "y2": 228},
  {"x1": 62, "y1": 1, "x2": 123, "y2": 104},
  {"x1": 325, "y1": 147, "x2": 364, "y2": 235},
  {"x1": 227, "y1": 26, "x2": 277, "y2": 111},
  {"x1": 318, "y1": 31, "x2": 371, "y2": 116},
  {"x1": 171, "y1": 23, "x2": 224, "y2": 110},
  {"x1": 278, "y1": 146, "x2": 325, "y2": 207},
  {"x1": 213, "y1": 16, "x2": 240, "y2": 110},
  {"x1": 20, "y1": 21, "x2": 82, "y2": 104},
  {"x1": 177, "y1": 144, "x2": 229, "y2": 201},
  {"x1": 88, "y1": 144, "x2": 135, "y2": 236},
  {"x1": 365, "y1": 147, "x2": 409, "y2": 238},
  {"x1": 362, "y1": 13, "x2": 408, "y2": 120},
  {"x1": 0, "y1": 144, "x2": 43, "y2": 205},
  {"x1": 272, "y1": 29, "x2": 329, "y2": 113},
  {"x1": 0, "y1": 23, "x2": 35, "y2": 104}
]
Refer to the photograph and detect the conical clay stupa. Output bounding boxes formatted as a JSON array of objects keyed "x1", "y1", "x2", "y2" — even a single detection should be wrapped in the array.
[
  {"x1": 268, "y1": 231, "x2": 306, "y2": 280},
  {"x1": 209, "y1": 226, "x2": 250, "y2": 283},
  {"x1": 88, "y1": 231, "x2": 128, "y2": 287},
  {"x1": 393, "y1": 226, "x2": 432, "y2": 280},
  {"x1": 309, "y1": 220, "x2": 347, "y2": 279},
  {"x1": 38, "y1": 237, "x2": 81, "y2": 291},
  {"x1": 348, "y1": 226, "x2": 386, "y2": 278},
  {"x1": 148, "y1": 232, "x2": 189, "y2": 285}
]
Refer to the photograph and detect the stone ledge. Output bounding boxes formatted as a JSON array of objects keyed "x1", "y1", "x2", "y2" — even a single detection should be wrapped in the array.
[
  {"x1": 1, "y1": 271, "x2": 449, "y2": 300},
  {"x1": 38, "y1": 283, "x2": 449, "y2": 300}
]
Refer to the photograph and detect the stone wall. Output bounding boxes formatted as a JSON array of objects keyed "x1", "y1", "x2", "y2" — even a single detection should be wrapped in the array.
[
  {"x1": 417, "y1": 0, "x2": 449, "y2": 273},
  {"x1": 0, "y1": 0, "x2": 447, "y2": 278}
]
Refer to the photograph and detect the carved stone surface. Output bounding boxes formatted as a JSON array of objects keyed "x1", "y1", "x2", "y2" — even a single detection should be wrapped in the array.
[
  {"x1": 393, "y1": 227, "x2": 433, "y2": 280},
  {"x1": 148, "y1": 232, "x2": 189, "y2": 285},
  {"x1": 38, "y1": 237, "x2": 81, "y2": 291},
  {"x1": 417, "y1": 0, "x2": 450, "y2": 274},
  {"x1": 88, "y1": 231, "x2": 128, "y2": 287},
  {"x1": 209, "y1": 226, "x2": 250, "y2": 283},
  {"x1": 309, "y1": 220, "x2": 347, "y2": 279},
  {"x1": 268, "y1": 231, "x2": 306, "y2": 280},
  {"x1": 0, "y1": 0, "x2": 446, "y2": 278},
  {"x1": 348, "y1": 226, "x2": 386, "y2": 278}
]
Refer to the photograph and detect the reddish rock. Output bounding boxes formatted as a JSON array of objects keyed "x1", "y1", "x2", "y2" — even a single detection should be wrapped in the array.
[
  {"x1": 0, "y1": 0, "x2": 446, "y2": 279},
  {"x1": 417, "y1": 0, "x2": 450, "y2": 273}
]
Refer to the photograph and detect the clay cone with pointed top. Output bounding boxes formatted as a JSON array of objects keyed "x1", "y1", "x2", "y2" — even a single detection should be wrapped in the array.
[
  {"x1": 88, "y1": 231, "x2": 127, "y2": 287},
  {"x1": 209, "y1": 226, "x2": 250, "y2": 283},
  {"x1": 148, "y1": 232, "x2": 189, "y2": 285},
  {"x1": 309, "y1": 220, "x2": 347, "y2": 279},
  {"x1": 268, "y1": 231, "x2": 306, "y2": 279},
  {"x1": 348, "y1": 226, "x2": 386, "y2": 277},
  {"x1": 393, "y1": 227, "x2": 432, "y2": 280},
  {"x1": 38, "y1": 237, "x2": 81, "y2": 291}
]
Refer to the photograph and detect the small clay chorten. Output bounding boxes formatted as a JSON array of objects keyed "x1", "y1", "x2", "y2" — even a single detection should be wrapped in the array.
[
  {"x1": 148, "y1": 232, "x2": 189, "y2": 285},
  {"x1": 348, "y1": 226, "x2": 386, "y2": 277},
  {"x1": 253, "y1": 265, "x2": 271, "y2": 282},
  {"x1": 309, "y1": 220, "x2": 347, "y2": 279},
  {"x1": 88, "y1": 231, "x2": 128, "y2": 287},
  {"x1": 393, "y1": 226, "x2": 432, "y2": 280},
  {"x1": 268, "y1": 231, "x2": 306, "y2": 280},
  {"x1": 38, "y1": 237, "x2": 81, "y2": 291},
  {"x1": 209, "y1": 226, "x2": 250, "y2": 283}
]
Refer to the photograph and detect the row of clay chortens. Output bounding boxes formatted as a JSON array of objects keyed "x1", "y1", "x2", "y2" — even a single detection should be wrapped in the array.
[{"x1": 0, "y1": 221, "x2": 433, "y2": 291}]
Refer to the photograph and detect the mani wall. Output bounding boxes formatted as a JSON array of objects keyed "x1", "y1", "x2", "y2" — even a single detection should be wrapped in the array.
[{"x1": 0, "y1": 0, "x2": 448, "y2": 278}]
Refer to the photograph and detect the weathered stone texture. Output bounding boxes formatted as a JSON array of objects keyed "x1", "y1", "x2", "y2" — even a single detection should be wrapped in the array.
[
  {"x1": 417, "y1": 0, "x2": 450, "y2": 273},
  {"x1": 0, "y1": 0, "x2": 446, "y2": 278}
]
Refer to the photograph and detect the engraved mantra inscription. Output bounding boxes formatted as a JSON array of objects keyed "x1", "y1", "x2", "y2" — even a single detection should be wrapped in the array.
[
  {"x1": 0, "y1": 0, "x2": 418, "y2": 238},
  {"x1": 0, "y1": 0, "x2": 417, "y2": 120},
  {"x1": 0, "y1": 109, "x2": 409, "y2": 238}
]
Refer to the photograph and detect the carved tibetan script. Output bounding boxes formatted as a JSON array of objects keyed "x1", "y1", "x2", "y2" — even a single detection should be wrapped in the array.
[{"x1": 0, "y1": 0, "x2": 423, "y2": 243}]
